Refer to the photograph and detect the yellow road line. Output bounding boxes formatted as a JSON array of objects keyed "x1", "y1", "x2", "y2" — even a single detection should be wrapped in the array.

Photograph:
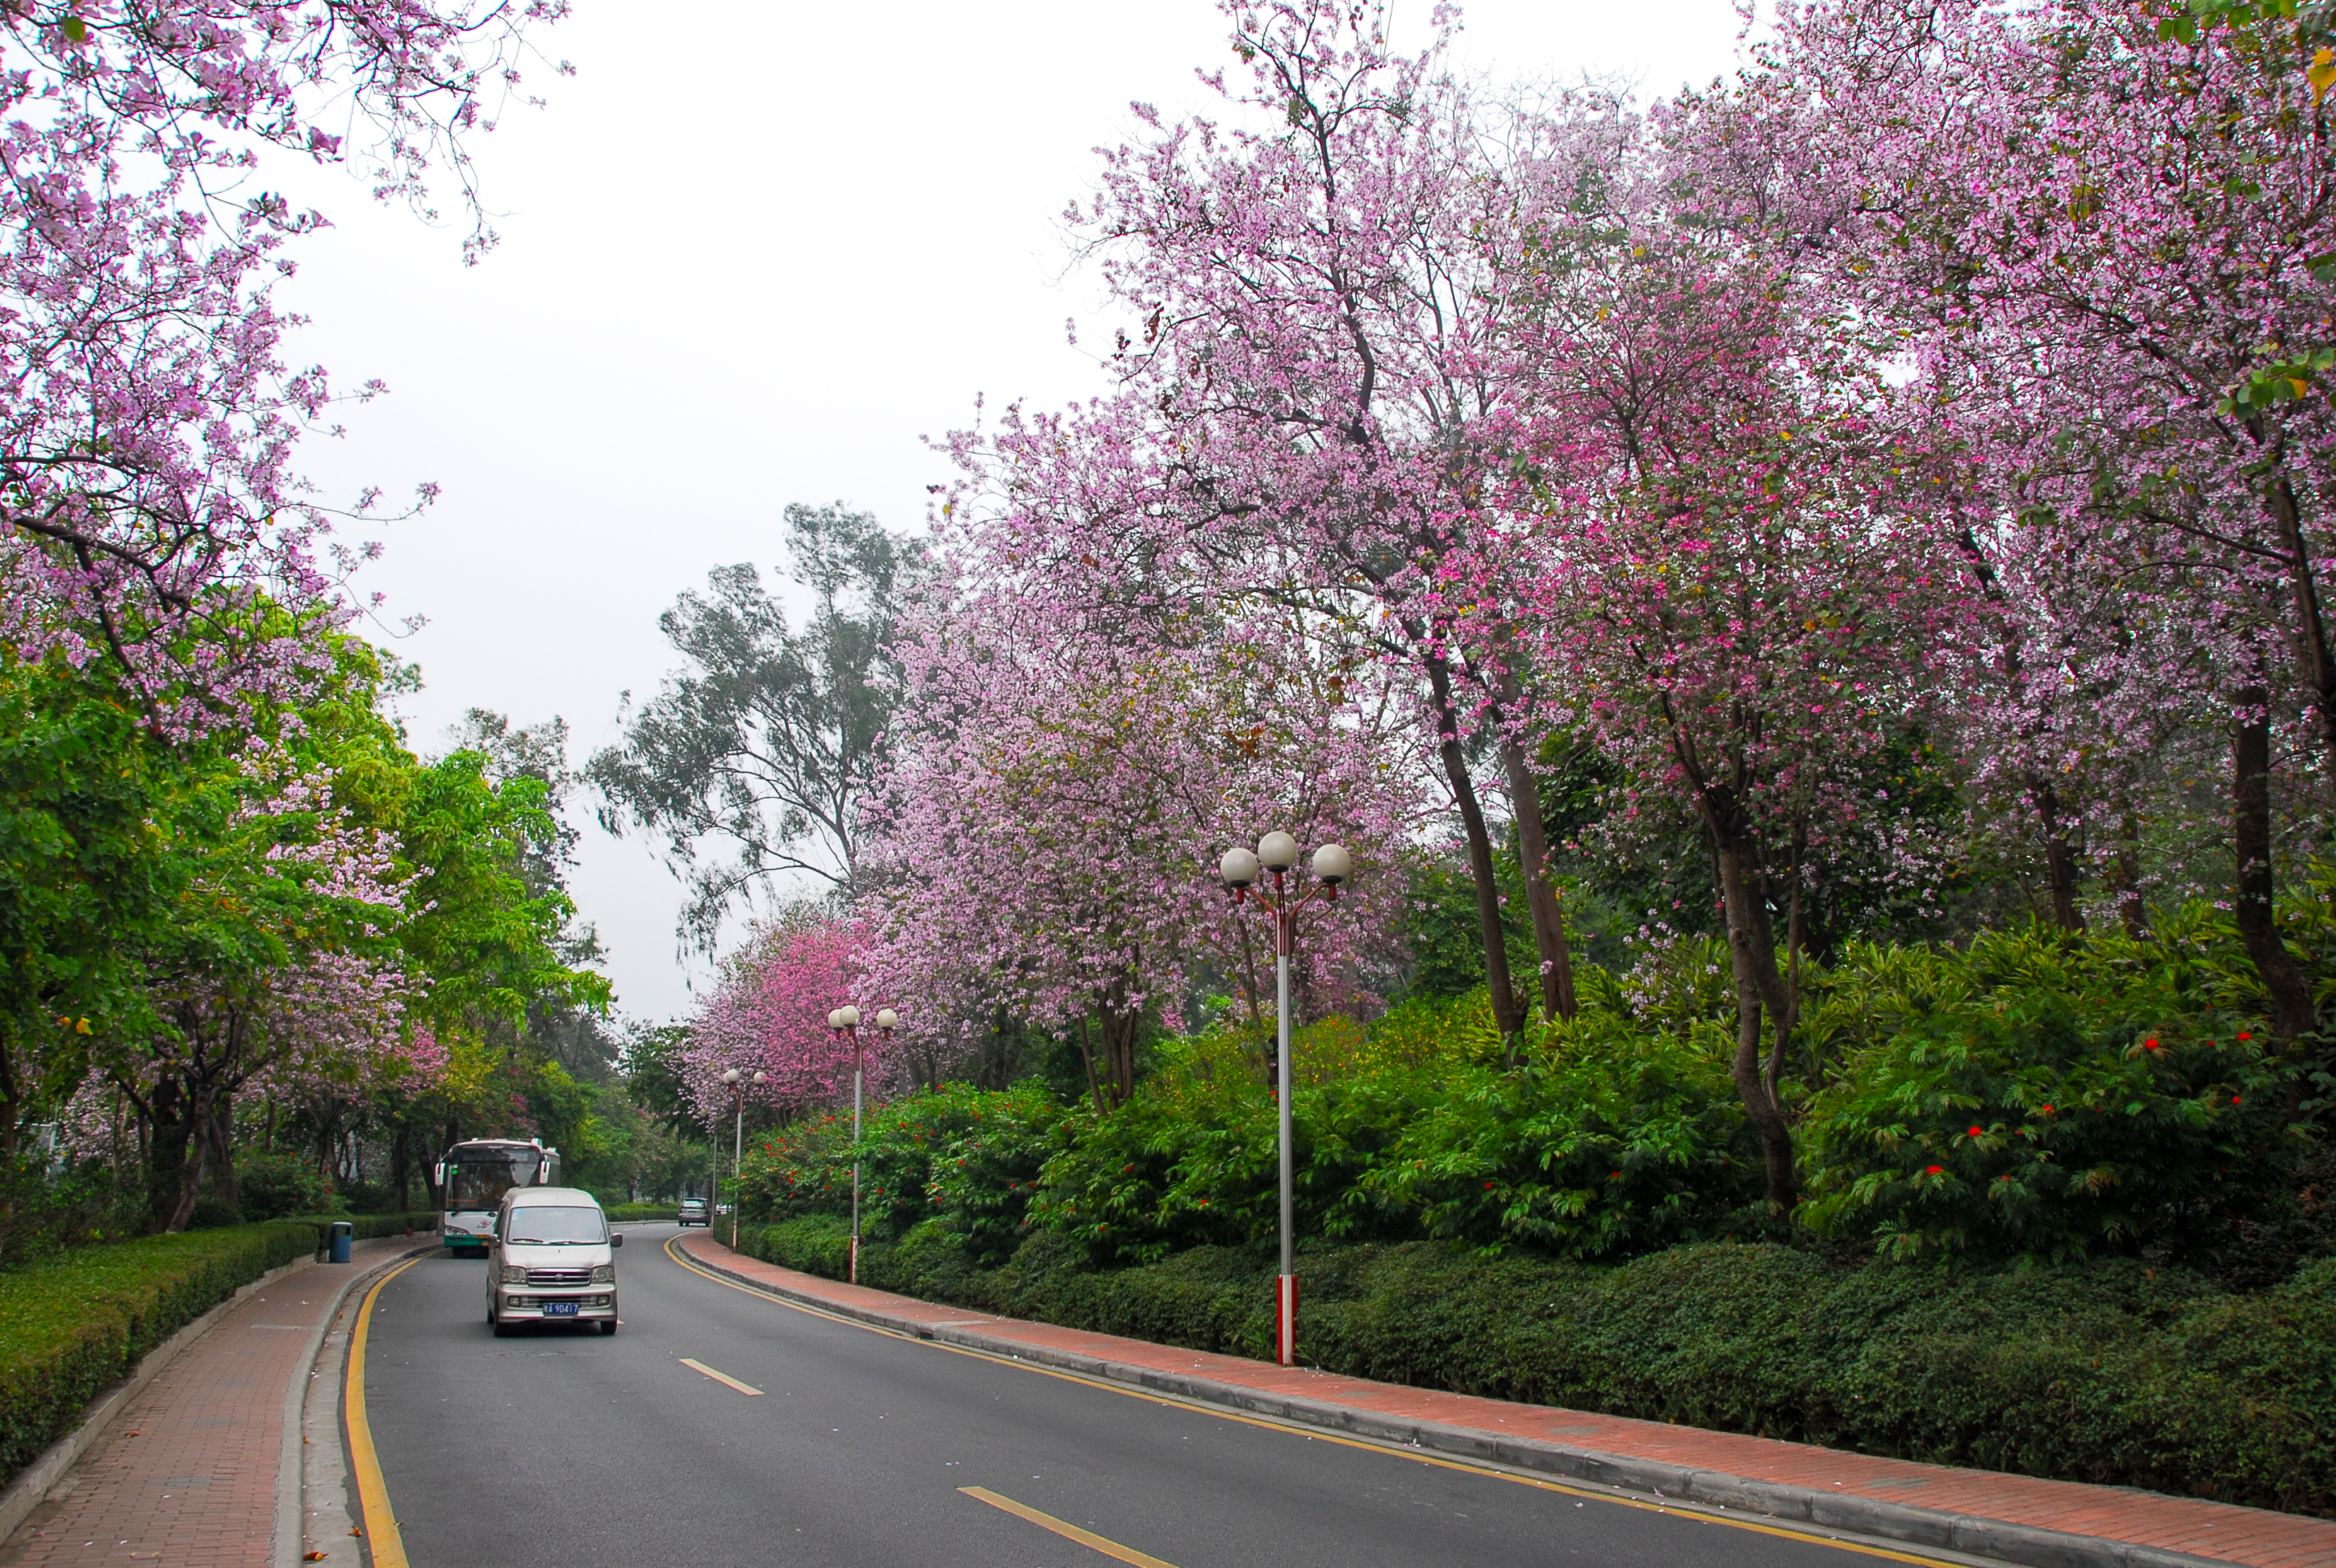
[
  {"x1": 661, "y1": 1236, "x2": 1952, "y2": 1568},
  {"x1": 960, "y1": 1487, "x2": 1178, "y2": 1568},
  {"x1": 678, "y1": 1356, "x2": 764, "y2": 1395},
  {"x1": 345, "y1": 1255, "x2": 426, "y2": 1568}
]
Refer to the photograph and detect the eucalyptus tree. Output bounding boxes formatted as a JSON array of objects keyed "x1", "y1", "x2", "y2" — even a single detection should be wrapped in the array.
[{"x1": 590, "y1": 503, "x2": 928, "y2": 952}]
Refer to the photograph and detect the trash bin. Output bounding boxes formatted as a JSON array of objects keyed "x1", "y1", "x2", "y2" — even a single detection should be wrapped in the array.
[{"x1": 329, "y1": 1220, "x2": 353, "y2": 1264}]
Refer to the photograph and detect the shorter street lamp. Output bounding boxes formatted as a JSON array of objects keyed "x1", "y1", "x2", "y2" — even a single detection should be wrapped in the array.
[
  {"x1": 720, "y1": 1067, "x2": 767, "y2": 1249},
  {"x1": 828, "y1": 1005, "x2": 898, "y2": 1283},
  {"x1": 1220, "y1": 831, "x2": 1349, "y2": 1367}
]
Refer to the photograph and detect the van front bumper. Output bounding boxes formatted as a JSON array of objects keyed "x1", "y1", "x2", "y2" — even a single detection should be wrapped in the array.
[{"x1": 498, "y1": 1291, "x2": 616, "y2": 1319}]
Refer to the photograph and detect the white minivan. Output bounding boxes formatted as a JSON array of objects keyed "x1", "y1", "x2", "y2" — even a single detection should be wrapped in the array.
[{"x1": 487, "y1": 1186, "x2": 620, "y2": 1336}]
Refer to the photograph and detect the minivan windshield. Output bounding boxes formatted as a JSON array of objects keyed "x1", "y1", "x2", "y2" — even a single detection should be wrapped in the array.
[{"x1": 504, "y1": 1207, "x2": 606, "y2": 1245}]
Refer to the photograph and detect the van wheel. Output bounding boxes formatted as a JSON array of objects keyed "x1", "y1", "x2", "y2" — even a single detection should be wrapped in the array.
[
  {"x1": 491, "y1": 1315, "x2": 513, "y2": 1337},
  {"x1": 598, "y1": 1320, "x2": 616, "y2": 1337}
]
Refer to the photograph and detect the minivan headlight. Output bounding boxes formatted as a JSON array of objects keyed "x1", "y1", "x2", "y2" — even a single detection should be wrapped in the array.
[
  {"x1": 590, "y1": 1263, "x2": 615, "y2": 1284},
  {"x1": 500, "y1": 1264, "x2": 528, "y2": 1285}
]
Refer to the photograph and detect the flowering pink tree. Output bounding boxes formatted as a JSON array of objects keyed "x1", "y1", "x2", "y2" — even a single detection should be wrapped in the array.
[
  {"x1": 1700, "y1": 0, "x2": 2336, "y2": 1038},
  {"x1": 933, "y1": 0, "x2": 1595, "y2": 1043},
  {"x1": 859, "y1": 561, "x2": 1414, "y2": 1109},
  {"x1": 1456, "y1": 148, "x2": 1960, "y2": 1207},
  {"x1": 1, "y1": 1, "x2": 568, "y2": 728},
  {"x1": 681, "y1": 911, "x2": 874, "y2": 1127}
]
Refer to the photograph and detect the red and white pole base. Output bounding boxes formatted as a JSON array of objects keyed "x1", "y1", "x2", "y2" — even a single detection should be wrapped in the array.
[{"x1": 1275, "y1": 1273, "x2": 1298, "y2": 1367}]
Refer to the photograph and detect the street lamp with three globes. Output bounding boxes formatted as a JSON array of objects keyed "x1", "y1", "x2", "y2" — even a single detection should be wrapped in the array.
[
  {"x1": 827, "y1": 1004, "x2": 897, "y2": 1282},
  {"x1": 717, "y1": 1066, "x2": 767, "y2": 1249},
  {"x1": 1219, "y1": 831, "x2": 1349, "y2": 1367}
]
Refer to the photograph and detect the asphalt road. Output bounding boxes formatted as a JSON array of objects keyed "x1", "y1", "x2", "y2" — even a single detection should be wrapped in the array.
[{"x1": 360, "y1": 1224, "x2": 1898, "y2": 1568}]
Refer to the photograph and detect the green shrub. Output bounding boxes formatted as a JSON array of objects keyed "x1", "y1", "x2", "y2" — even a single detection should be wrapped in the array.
[
  {"x1": 289, "y1": 1211, "x2": 439, "y2": 1241},
  {"x1": 1800, "y1": 916, "x2": 2315, "y2": 1264},
  {"x1": 1351, "y1": 1016, "x2": 1762, "y2": 1257},
  {"x1": 0, "y1": 1222, "x2": 320, "y2": 1489},
  {"x1": 602, "y1": 1203, "x2": 674, "y2": 1222},
  {"x1": 736, "y1": 1214, "x2": 856, "y2": 1280},
  {"x1": 732, "y1": 1216, "x2": 2335, "y2": 1516},
  {"x1": 734, "y1": 1081, "x2": 1062, "y2": 1255}
]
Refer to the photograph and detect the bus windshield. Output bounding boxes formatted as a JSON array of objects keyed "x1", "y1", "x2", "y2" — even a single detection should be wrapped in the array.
[
  {"x1": 504, "y1": 1207, "x2": 606, "y2": 1245},
  {"x1": 444, "y1": 1148, "x2": 542, "y2": 1211}
]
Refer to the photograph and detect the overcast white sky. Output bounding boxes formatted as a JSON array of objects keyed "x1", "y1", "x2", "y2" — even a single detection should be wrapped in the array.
[{"x1": 282, "y1": 0, "x2": 1751, "y2": 1024}]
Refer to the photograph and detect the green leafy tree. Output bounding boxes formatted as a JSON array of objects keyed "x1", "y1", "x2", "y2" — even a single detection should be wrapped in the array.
[{"x1": 589, "y1": 503, "x2": 928, "y2": 950}]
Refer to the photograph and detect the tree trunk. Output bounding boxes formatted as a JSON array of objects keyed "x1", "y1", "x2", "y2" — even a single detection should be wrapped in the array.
[
  {"x1": 1426, "y1": 658, "x2": 1522, "y2": 1045},
  {"x1": 2232, "y1": 687, "x2": 2315, "y2": 1044},
  {"x1": 1704, "y1": 807, "x2": 1800, "y2": 1211},
  {"x1": 148, "y1": 1078, "x2": 193, "y2": 1228},
  {"x1": 2109, "y1": 805, "x2": 2148, "y2": 938},
  {"x1": 2034, "y1": 778, "x2": 2087, "y2": 932},
  {"x1": 205, "y1": 1101, "x2": 239, "y2": 1218},
  {"x1": 391, "y1": 1123, "x2": 411, "y2": 1211},
  {"x1": 2263, "y1": 473, "x2": 2336, "y2": 778},
  {"x1": 1500, "y1": 737, "x2": 1578, "y2": 1024},
  {"x1": 419, "y1": 1118, "x2": 444, "y2": 1209},
  {"x1": 163, "y1": 1085, "x2": 215, "y2": 1232},
  {"x1": 1076, "y1": 1018, "x2": 1108, "y2": 1115}
]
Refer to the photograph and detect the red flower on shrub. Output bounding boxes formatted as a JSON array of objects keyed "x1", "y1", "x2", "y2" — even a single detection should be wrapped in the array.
[
  {"x1": 2238, "y1": 1032, "x2": 2252, "y2": 1041},
  {"x1": 1967, "y1": 1125, "x2": 1983, "y2": 1137},
  {"x1": 2040, "y1": 1104, "x2": 2054, "y2": 1115},
  {"x1": 2232, "y1": 1095, "x2": 2242, "y2": 1105},
  {"x1": 1925, "y1": 1165, "x2": 1943, "y2": 1175},
  {"x1": 2145, "y1": 1038, "x2": 2160, "y2": 1050}
]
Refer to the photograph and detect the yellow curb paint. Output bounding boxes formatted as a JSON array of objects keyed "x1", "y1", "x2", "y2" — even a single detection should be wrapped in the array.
[
  {"x1": 346, "y1": 1255, "x2": 425, "y2": 1568},
  {"x1": 661, "y1": 1236, "x2": 1960, "y2": 1567},
  {"x1": 960, "y1": 1487, "x2": 1178, "y2": 1568},
  {"x1": 678, "y1": 1357, "x2": 763, "y2": 1395}
]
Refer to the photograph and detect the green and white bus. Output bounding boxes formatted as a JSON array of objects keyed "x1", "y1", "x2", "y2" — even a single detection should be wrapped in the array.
[{"x1": 436, "y1": 1139, "x2": 561, "y2": 1254}]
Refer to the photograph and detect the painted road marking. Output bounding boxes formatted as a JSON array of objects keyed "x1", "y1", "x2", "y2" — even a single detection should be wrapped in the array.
[
  {"x1": 961, "y1": 1487, "x2": 1177, "y2": 1568},
  {"x1": 347, "y1": 1255, "x2": 427, "y2": 1568},
  {"x1": 679, "y1": 1357, "x2": 764, "y2": 1395},
  {"x1": 661, "y1": 1235, "x2": 1961, "y2": 1567}
]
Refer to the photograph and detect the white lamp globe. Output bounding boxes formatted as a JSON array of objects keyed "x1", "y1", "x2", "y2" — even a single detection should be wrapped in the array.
[
  {"x1": 1220, "y1": 846, "x2": 1260, "y2": 888},
  {"x1": 827, "y1": 1009, "x2": 841, "y2": 1029},
  {"x1": 836, "y1": 1004, "x2": 861, "y2": 1028},
  {"x1": 1312, "y1": 843, "x2": 1353, "y2": 886},
  {"x1": 753, "y1": 1070, "x2": 769, "y2": 1084},
  {"x1": 720, "y1": 1068, "x2": 741, "y2": 1085},
  {"x1": 1257, "y1": 832, "x2": 1300, "y2": 873},
  {"x1": 875, "y1": 1007, "x2": 899, "y2": 1032}
]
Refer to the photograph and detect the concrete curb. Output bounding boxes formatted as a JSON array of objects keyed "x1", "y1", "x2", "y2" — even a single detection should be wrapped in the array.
[
  {"x1": 277, "y1": 1240, "x2": 441, "y2": 1568},
  {"x1": 0, "y1": 1248, "x2": 322, "y2": 1547},
  {"x1": 678, "y1": 1242, "x2": 2246, "y2": 1568}
]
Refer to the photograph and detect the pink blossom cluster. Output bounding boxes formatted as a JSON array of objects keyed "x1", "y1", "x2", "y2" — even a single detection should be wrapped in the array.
[
  {"x1": 0, "y1": 0, "x2": 566, "y2": 731},
  {"x1": 678, "y1": 912, "x2": 875, "y2": 1128}
]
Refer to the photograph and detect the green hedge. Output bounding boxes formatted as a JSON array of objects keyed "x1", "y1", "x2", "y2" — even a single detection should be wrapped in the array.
[
  {"x1": 288, "y1": 1211, "x2": 440, "y2": 1242},
  {"x1": 0, "y1": 1212, "x2": 442, "y2": 1490},
  {"x1": 0, "y1": 1222, "x2": 319, "y2": 1488},
  {"x1": 735, "y1": 1218, "x2": 2336, "y2": 1517},
  {"x1": 602, "y1": 1203, "x2": 675, "y2": 1223}
]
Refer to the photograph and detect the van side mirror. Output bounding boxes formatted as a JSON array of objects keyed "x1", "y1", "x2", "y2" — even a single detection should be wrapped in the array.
[{"x1": 610, "y1": 1232, "x2": 624, "y2": 1248}]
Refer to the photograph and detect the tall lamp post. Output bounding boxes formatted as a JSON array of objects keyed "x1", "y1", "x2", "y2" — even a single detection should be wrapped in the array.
[
  {"x1": 828, "y1": 1005, "x2": 897, "y2": 1284},
  {"x1": 1220, "y1": 831, "x2": 1349, "y2": 1367},
  {"x1": 719, "y1": 1067, "x2": 766, "y2": 1249}
]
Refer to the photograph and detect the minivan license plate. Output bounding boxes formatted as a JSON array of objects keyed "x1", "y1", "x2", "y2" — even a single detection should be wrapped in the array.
[{"x1": 543, "y1": 1299, "x2": 579, "y2": 1316}]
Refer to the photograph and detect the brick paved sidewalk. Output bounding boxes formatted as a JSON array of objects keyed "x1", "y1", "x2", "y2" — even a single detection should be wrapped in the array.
[
  {"x1": 678, "y1": 1233, "x2": 2336, "y2": 1568},
  {"x1": 0, "y1": 1235, "x2": 421, "y2": 1568}
]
